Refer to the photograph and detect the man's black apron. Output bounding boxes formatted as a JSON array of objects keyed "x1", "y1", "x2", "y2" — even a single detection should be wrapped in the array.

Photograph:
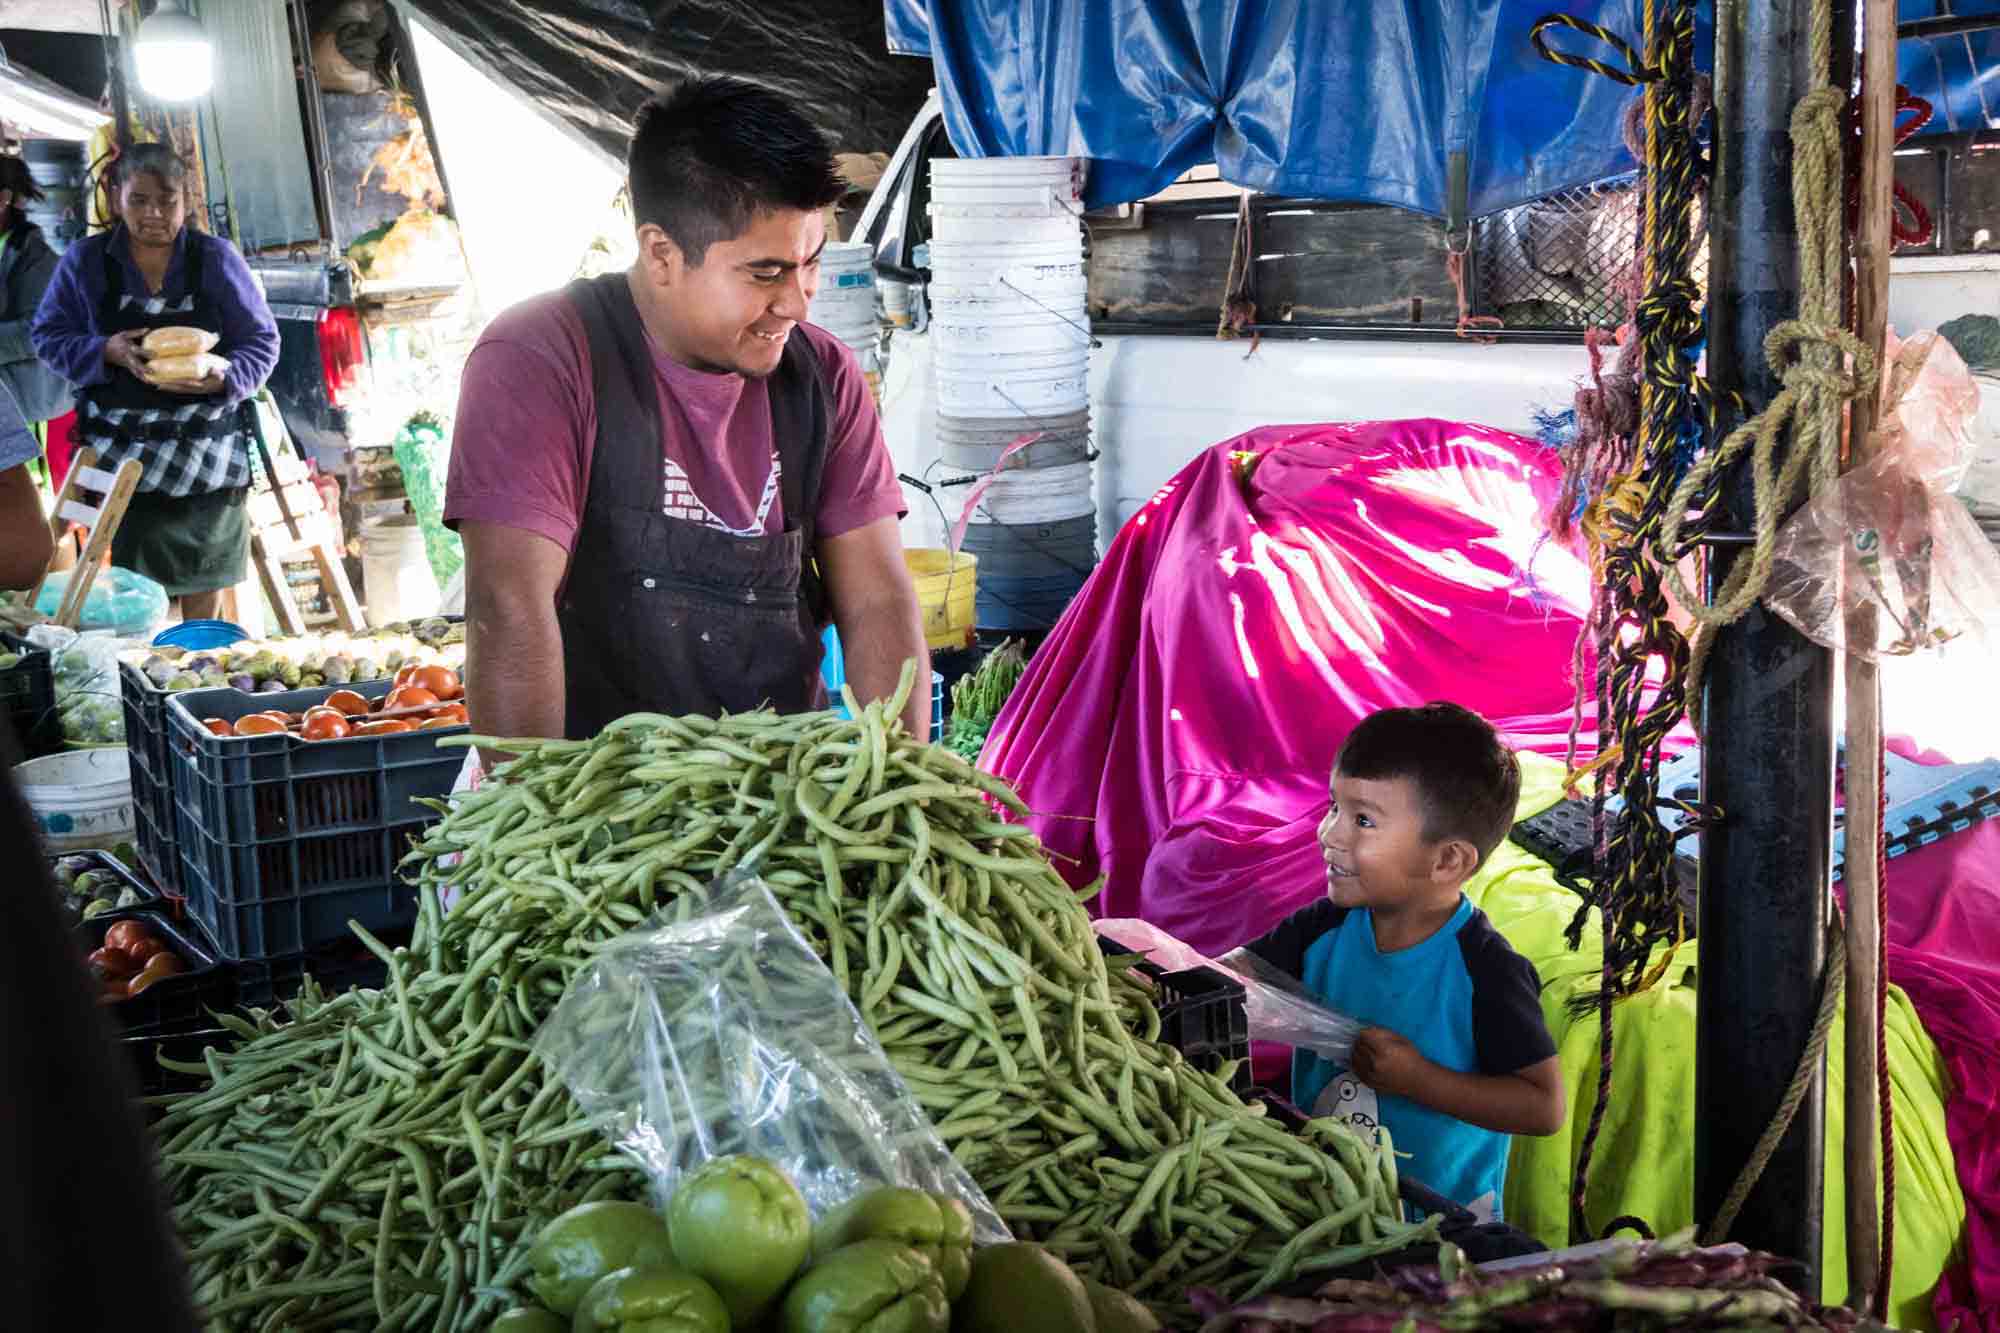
[
  {"x1": 74, "y1": 231, "x2": 251, "y2": 497},
  {"x1": 560, "y1": 274, "x2": 833, "y2": 738}
]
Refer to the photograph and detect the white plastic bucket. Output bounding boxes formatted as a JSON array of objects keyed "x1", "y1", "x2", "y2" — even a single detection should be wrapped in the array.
[
  {"x1": 927, "y1": 280, "x2": 1090, "y2": 318},
  {"x1": 933, "y1": 344, "x2": 1089, "y2": 377},
  {"x1": 881, "y1": 280, "x2": 916, "y2": 329},
  {"x1": 961, "y1": 461, "x2": 1096, "y2": 524},
  {"x1": 930, "y1": 305, "x2": 1091, "y2": 356},
  {"x1": 361, "y1": 515, "x2": 443, "y2": 629},
  {"x1": 936, "y1": 408, "x2": 1089, "y2": 441},
  {"x1": 17, "y1": 747, "x2": 134, "y2": 853},
  {"x1": 927, "y1": 212, "x2": 1083, "y2": 247},
  {"x1": 937, "y1": 361, "x2": 1091, "y2": 417},
  {"x1": 930, "y1": 156, "x2": 1085, "y2": 218}
]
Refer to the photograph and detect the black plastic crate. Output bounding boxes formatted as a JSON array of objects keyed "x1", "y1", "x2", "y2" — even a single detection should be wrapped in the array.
[
  {"x1": 48, "y1": 846, "x2": 161, "y2": 927},
  {"x1": 1099, "y1": 936, "x2": 1252, "y2": 1093},
  {"x1": 119, "y1": 659, "x2": 181, "y2": 891},
  {"x1": 165, "y1": 679, "x2": 464, "y2": 960},
  {"x1": 80, "y1": 907, "x2": 230, "y2": 1037},
  {"x1": 231, "y1": 925, "x2": 408, "y2": 1010},
  {"x1": 122, "y1": 1025, "x2": 238, "y2": 1102},
  {"x1": 1, "y1": 630, "x2": 60, "y2": 761}
]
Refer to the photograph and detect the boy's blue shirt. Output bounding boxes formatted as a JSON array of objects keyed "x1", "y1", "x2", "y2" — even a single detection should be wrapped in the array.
[{"x1": 1245, "y1": 894, "x2": 1555, "y2": 1222}]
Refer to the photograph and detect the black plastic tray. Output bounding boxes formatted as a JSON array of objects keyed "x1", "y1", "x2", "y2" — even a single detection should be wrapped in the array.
[
  {"x1": 80, "y1": 907, "x2": 230, "y2": 1037},
  {"x1": 1099, "y1": 936, "x2": 1252, "y2": 1093}
]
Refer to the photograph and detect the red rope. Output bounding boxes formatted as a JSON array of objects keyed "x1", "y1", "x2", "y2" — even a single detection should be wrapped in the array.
[
  {"x1": 1446, "y1": 251, "x2": 1504, "y2": 343},
  {"x1": 1875, "y1": 737, "x2": 1896, "y2": 1318}
]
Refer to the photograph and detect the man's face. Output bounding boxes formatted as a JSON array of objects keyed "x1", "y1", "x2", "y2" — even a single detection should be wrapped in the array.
[
  {"x1": 118, "y1": 172, "x2": 185, "y2": 248},
  {"x1": 639, "y1": 207, "x2": 826, "y2": 378},
  {"x1": 1315, "y1": 770, "x2": 1444, "y2": 912}
]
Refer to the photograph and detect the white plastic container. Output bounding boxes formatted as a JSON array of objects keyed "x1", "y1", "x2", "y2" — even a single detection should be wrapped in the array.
[
  {"x1": 927, "y1": 212, "x2": 1085, "y2": 247},
  {"x1": 930, "y1": 156, "x2": 1085, "y2": 219},
  {"x1": 960, "y1": 461, "x2": 1097, "y2": 523},
  {"x1": 361, "y1": 515, "x2": 443, "y2": 629},
  {"x1": 936, "y1": 357, "x2": 1091, "y2": 416},
  {"x1": 929, "y1": 304, "x2": 1092, "y2": 358},
  {"x1": 16, "y1": 747, "x2": 134, "y2": 853}
]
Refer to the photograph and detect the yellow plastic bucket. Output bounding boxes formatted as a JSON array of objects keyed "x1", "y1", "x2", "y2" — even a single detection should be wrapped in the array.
[{"x1": 905, "y1": 548, "x2": 977, "y2": 650}]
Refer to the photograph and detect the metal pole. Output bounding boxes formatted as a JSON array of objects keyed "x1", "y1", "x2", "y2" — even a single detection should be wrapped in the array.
[{"x1": 1697, "y1": 0, "x2": 1835, "y2": 1294}]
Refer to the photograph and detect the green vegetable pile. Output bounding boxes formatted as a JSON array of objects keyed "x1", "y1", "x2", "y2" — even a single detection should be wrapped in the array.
[
  {"x1": 49, "y1": 850, "x2": 147, "y2": 925},
  {"x1": 155, "y1": 666, "x2": 1425, "y2": 1329},
  {"x1": 942, "y1": 641, "x2": 1027, "y2": 760},
  {"x1": 121, "y1": 621, "x2": 463, "y2": 695},
  {"x1": 501, "y1": 1169, "x2": 1149, "y2": 1333}
]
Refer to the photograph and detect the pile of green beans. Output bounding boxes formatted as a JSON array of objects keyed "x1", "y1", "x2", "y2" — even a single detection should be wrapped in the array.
[{"x1": 157, "y1": 665, "x2": 1429, "y2": 1329}]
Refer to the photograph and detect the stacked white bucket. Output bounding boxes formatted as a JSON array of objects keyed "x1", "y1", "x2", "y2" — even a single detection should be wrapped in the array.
[
  {"x1": 809, "y1": 241, "x2": 882, "y2": 400},
  {"x1": 928, "y1": 156, "x2": 1095, "y2": 632}
]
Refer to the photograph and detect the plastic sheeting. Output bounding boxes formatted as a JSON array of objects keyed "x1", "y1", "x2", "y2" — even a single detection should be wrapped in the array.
[
  {"x1": 979, "y1": 418, "x2": 1605, "y2": 957},
  {"x1": 886, "y1": 0, "x2": 2000, "y2": 215},
  {"x1": 400, "y1": 0, "x2": 933, "y2": 161}
]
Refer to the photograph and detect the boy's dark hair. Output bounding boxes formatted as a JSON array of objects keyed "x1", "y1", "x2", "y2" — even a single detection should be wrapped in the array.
[
  {"x1": 1336, "y1": 702, "x2": 1521, "y2": 866},
  {"x1": 627, "y1": 77, "x2": 844, "y2": 267},
  {"x1": 113, "y1": 142, "x2": 189, "y2": 190}
]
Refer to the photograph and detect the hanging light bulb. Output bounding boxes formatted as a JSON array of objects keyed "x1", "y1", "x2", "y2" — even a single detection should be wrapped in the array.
[{"x1": 134, "y1": 0, "x2": 214, "y2": 103}]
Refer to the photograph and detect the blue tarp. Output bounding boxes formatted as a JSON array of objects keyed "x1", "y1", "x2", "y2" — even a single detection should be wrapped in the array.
[{"x1": 887, "y1": 0, "x2": 2000, "y2": 217}]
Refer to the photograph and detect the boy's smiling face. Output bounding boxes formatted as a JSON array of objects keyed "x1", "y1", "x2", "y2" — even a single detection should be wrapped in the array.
[{"x1": 1317, "y1": 769, "x2": 1452, "y2": 911}]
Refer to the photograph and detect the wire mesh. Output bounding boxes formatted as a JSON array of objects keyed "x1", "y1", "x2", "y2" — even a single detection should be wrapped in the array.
[{"x1": 1474, "y1": 178, "x2": 1709, "y2": 330}]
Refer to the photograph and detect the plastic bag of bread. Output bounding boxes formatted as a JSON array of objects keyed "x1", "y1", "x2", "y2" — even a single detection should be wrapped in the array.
[
  {"x1": 143, "y1": 351, "x2": 231, "y2": 388},
  {"x1": 141, "y1": 326, "x2": 220, "y2": 358}
]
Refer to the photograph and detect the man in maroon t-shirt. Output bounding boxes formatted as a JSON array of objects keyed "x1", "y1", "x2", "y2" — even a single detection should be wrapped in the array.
[{"x1": 446, "y1": 77, "x2": 925, "y2": 742}]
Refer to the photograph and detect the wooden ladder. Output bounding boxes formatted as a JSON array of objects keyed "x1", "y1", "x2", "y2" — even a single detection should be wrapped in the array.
[
  {"x1": 249, "y1": 440, "x2": 365, "y2": 635},
  {"x1": 26, "y1": 448, "x2": 142, "y2": 628}
]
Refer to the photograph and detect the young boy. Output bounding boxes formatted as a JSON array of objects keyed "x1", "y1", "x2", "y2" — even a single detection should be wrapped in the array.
[{"x1": 1243, "y1": 702, "x2": 1564, "y2": 1223}]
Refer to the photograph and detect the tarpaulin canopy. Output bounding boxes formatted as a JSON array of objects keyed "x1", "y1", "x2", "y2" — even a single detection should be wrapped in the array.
[
  {"x1": 886, "y1": 0, "x2": 2000, "y2": 217},
  {"x1": 399, "y1": 0, "x2": 933, "y2": 161}
]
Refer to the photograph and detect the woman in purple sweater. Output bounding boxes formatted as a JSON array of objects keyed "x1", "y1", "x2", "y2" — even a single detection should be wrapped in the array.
[{"x1": 30, "y1": 143, "x2": 280, "y2": 619}]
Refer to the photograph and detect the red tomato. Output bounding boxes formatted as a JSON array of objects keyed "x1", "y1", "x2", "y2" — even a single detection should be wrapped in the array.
[
  {"x1": 323, "y1": 689, "x2": 371, "y2": 717},
  {"x1": 126, "y1": 953, "x2": 187, "y2": 995},
  {"x1": 235, "y1": 714, "x2": 287, "y2": 737},
  {"x1": 301, "y1": 711, "x2": 352, "y2": 742},
  {"x1": 419, "y1": 715, "x2": 462, "y2": 730},
  {"x1": 103, "y1": 921, "x2": 150, "y2": 955},
  {"x1": 202, "y1": 717, "x2": 236, "y2": 737},
  {"x1": 86, "y1": 946, "x2": 135, "y2": 978},
  {"x1": 431, "y1": 703, "x2": 469, "y2": 725},
  {"x1": 411, "y1": 665, "x2": 463, "y2": 701},
  {"x1": 386, "y1": 686, "x2": 440, "y2": 712},
  {"x1": 122, "y1": 934, "x2": 168, "y2": 967},
  {"x1": 356, "y1": 719, "x2": 415, "y2": 735},
  {"x1": 393, "y1": 663, "x2": 422, "y2": 689}
]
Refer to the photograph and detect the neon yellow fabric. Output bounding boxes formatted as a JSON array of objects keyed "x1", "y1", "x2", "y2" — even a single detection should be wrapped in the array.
[{"x1": 1469, "y1": 753, "x2": 1967, "y2": 1329}]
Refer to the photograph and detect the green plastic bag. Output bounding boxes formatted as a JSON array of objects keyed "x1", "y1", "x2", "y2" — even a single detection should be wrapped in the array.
[{"x1": 391, "y1": 411, "x2": 463, "y2": 589}]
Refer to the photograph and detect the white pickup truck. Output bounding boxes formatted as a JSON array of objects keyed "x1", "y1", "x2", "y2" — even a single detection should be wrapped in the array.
[{"x1": 854, "y1": 94, "x2": 2000, "y2": 557}]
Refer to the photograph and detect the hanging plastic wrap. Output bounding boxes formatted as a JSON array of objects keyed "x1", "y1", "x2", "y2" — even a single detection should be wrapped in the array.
[
  {"x1": 32, "y1": 567, "x2": 170, "y2": 638},
  {"x1": 1765, "y1": 331, "x2": 2000, "y2": 658},
  {"x1": 533, "y1": 873, "x2": 1008, "y2": 1243},
  {"x1": 1093, "y1": 918, "x2": 1362, "y2": 1066}
]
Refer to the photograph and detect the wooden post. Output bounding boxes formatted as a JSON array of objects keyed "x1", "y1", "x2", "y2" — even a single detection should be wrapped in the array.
[{"x1": 1842, "y1": 0, "x2": 1898, "y2": 1315}]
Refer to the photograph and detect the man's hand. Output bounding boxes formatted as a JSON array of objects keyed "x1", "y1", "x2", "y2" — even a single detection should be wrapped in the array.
[
  {"x1": 819, "y1": 517, "x2": 930, "y2": 738},
  {"x1": 102, "y1": 331, "x2": 146, "y2": 376},
  {"x1": 1350, "y1": 1027, "x2": 1429, "y2": 1100}
]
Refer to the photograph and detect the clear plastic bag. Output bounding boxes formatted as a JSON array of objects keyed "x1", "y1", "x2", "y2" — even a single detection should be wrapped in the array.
[
  {"x1": 24, "y1": 625, "x2": 129, "y2": 745},
  {"x1": 534, "y1": 872, "x2": 1008, "y2": 1242},
  {"x1": 1765, "y1": 331, "x2": 2000, "y2": 659},
  {"x1": 1093, "y1": 918, "x2": 1362, "y2": 1066}
]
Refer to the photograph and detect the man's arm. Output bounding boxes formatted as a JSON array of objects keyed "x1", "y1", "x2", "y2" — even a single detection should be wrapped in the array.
[
  {"x1": 0, "y1": 462, "x2": 53, "y2": 591},
  {"x1": 1351, "y1": 1031, "x2": 1567, "y2": 1136},
  {"x1": 819, "y1": 516, "x2": 929, "y2": 737},
  {"x1": 461, "y1": 521, "x2": 569, "y2": 765}
]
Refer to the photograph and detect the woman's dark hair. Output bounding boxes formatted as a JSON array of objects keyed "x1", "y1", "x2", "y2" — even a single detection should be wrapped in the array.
[
  {"x1": 627, "y1": 76, "x2": 844, "y2": 267},
  {"x1": 0, "y1": 155, "x2": 46, "y2": 230},
  {"x1": 113, "y1": 142, "x2": 190, "y2": 191}
]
